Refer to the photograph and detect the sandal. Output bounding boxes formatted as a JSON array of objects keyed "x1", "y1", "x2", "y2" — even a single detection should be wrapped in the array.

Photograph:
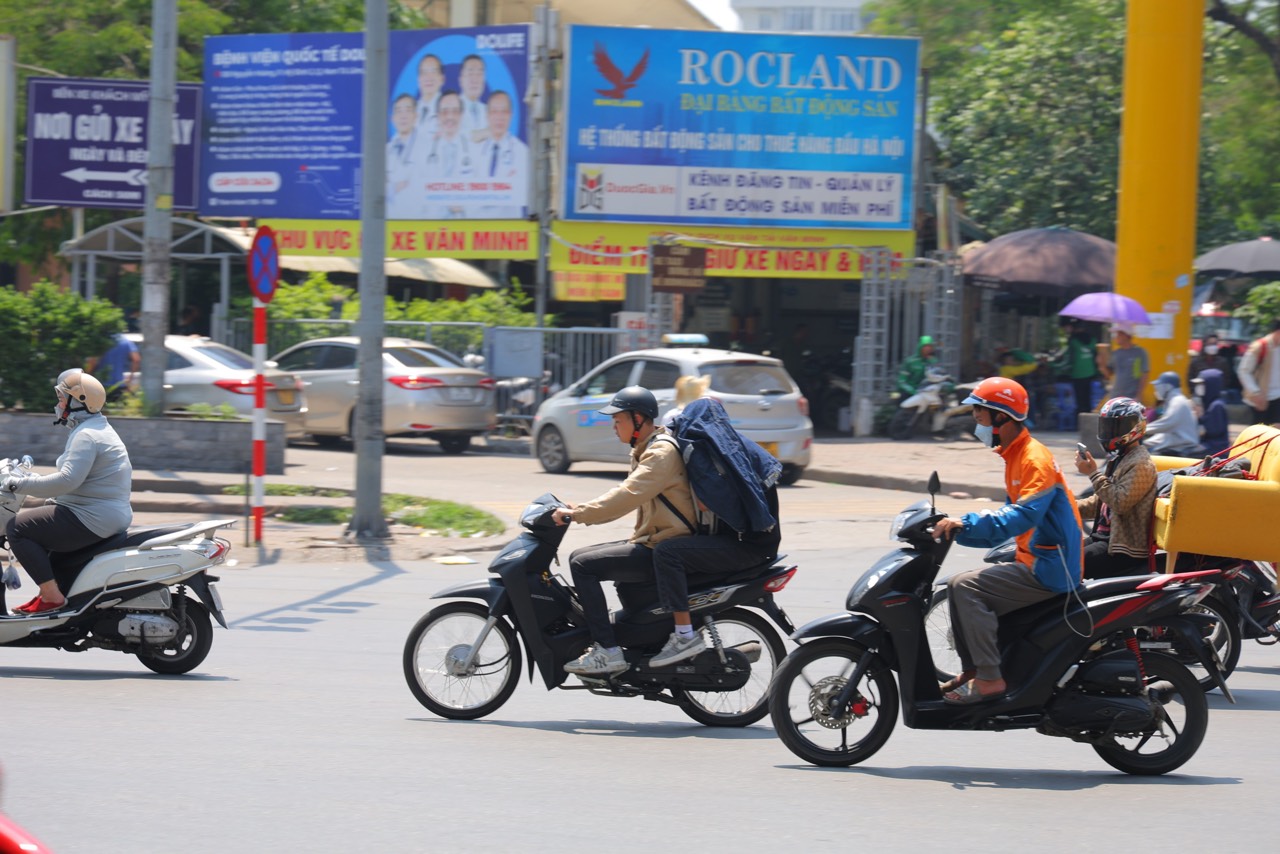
[
  {"x1": 943, "y1": 680, "x2": 1006, "y2": 705},
  {"x1": 938, "y1": 670, "x2": 975, "y2": 694}
]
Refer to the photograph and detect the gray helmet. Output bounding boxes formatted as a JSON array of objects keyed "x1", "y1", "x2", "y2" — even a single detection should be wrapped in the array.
[{"x1": 598, "y1": 385, "x2": 659, "y2": 421}]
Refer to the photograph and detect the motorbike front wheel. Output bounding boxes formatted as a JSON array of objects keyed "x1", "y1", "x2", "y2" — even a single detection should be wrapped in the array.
[
  {"x1": 768, "y1": 638, "x2": 899, "y2": 767},
  {"x1": 888, "y1": 408, "x2": 918, "y2": 441},
  {"x1": 1091, "y1": 652, "x2": 1208, "y2": 775},
  {"x1": 403, "y1": 602, "x2": 522, "y2": 720},
  {"x1": 923, "y1": 585, "x2": 961, "y2": 682},
  {"x1": 137, "y1": 597, "x2": 214, "y2": 675},
  {"x1": 676, "y1": 607, "x2": 788, "y2": 728}
]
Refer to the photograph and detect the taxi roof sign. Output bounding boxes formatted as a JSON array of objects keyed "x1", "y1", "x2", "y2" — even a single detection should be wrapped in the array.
[{"x1": 661, "y1": 333, "x2": 710, "y2": 348}]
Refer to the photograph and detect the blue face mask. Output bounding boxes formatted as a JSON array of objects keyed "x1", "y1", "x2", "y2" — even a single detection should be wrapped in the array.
[{"x1": 974, "y1": 424, "x2": 995, "y2": 448}]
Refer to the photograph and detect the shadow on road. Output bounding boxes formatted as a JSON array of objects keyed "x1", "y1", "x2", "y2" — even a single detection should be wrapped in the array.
[
  {"x1": 407, "y1": 716, "x2": 777, "y2": 740},
  {"x1": 774, "y1": 763, "x2": 1242, "y2": 790}
]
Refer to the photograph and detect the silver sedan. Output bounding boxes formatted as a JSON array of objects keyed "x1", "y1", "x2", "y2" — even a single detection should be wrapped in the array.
[
  {"x1": 270, "y1": 336, "x2": 497, "y2": 454},
  {"x1": 125, "y1": 334, "x2": 307, "y2": 439}
]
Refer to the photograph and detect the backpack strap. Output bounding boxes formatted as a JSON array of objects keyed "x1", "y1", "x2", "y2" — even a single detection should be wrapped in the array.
[{"x1": 657, "y1": 493, "x2": 698, "y2": 536}]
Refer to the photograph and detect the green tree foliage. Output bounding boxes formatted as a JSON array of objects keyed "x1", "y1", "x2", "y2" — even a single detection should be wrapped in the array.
[
  {"x1": 0, "y1": 282, "x2": 123, "y2": 410},
  {"x1": 934, "y1": 0, "x2": 1125, "y2": 239},
  {"x1": 866, "y1": 0, "x2": 1280, "y2": 247},
  {"x1": 1235, "y1": 281, "x2": 1280, "y2": 329}
]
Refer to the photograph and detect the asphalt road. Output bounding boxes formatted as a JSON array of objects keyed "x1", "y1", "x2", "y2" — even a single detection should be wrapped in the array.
[{"x1": 3, "y1": 452, "x2": 1278, "y2": 853}]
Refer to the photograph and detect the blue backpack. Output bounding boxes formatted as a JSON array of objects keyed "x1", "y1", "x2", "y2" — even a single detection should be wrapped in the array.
[{"x1": 658, "y1": 397, "x2": 781, "y2": 537}]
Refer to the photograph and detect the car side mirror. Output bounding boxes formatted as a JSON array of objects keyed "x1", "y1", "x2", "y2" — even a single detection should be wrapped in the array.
[{"x1": 264, "y1": 359, "x2": 279, "y2": 369}]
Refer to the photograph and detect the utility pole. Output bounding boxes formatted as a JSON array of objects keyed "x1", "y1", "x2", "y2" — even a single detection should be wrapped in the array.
[
  {"x1": 347, "y1": 0, "x2": 391, "y2": 541},
  {"x1": 532, "y1": 5, "x2": 558, "y2": 327},
  {"x1": 140, "y1": 0, "x2": 177, "y2": 414}
]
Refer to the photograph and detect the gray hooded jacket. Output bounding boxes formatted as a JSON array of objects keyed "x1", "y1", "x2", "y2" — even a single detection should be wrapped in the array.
[{"x1": 21, "y1": 412, "x2": 133, "y2": 536}]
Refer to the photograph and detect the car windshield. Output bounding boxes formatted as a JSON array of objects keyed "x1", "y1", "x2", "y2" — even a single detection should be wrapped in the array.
[
  {"x1": 701, "y1": 362, "x2": 794, "y2": 395},
  {"x1": 189, "y1": 342, "x2": 254, "y2": 370},
  {"x1": 1192, "y1": 314, "x2": 1254, "y2": 342},
  {"x1": 387, "y1": 345, "x2": 466, "y2": 369}
]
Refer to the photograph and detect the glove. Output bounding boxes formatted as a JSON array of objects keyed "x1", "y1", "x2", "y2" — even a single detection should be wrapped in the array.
[
  {"x1": 2, "y1": 475, "x2": 26, "y2": 493},
  {"x1": 1, "y1": 564, "x2": 19, "y2": 591}
]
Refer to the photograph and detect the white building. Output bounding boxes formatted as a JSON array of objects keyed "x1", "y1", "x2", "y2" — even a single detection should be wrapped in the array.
[{"x1": 729, "y1": 0, "x2": 867, "y2": 33}]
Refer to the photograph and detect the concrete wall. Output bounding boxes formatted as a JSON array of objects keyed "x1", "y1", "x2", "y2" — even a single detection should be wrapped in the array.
[{"x1": 0, "y1": 414, "x2": 285, "y2": 474}]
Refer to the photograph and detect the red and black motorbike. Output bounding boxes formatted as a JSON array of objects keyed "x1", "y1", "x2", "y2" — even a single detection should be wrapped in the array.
[{"x1": 769, "y1": 473, "x2": 1232, "y2": 776}]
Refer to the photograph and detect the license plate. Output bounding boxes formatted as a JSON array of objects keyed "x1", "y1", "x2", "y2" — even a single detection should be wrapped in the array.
[
  {"x1": 448, "y1": 387, "x2": 473, "y2": 401},
  {"x1": 758, "y1": 441, "x2": 778, "y2": 457},
  {"x1": 276, "y1": 390, "x2": 295, "y2": 406}
]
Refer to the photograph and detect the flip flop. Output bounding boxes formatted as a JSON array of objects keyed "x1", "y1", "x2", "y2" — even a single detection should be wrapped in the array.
[{"x1": 943, "y1": 681, "x2": 1006, "y2": 705}]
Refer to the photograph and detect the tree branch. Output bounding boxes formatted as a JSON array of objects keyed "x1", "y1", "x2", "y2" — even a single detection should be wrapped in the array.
[{"x1": 1207, "y1": 0, "x2": 1280, "y2": 86}]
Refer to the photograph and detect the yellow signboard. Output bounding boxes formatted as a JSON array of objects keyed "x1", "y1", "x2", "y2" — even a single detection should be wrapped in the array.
[
  {"x1": 260, "y1": 219, "x2": 539, "y2": 260},
  {"x1": 553, "y1": 271, "x2": 627, "y2": 302},
  {"x1": 550, "y1": 221, "x2": 914, "y2": 279}
]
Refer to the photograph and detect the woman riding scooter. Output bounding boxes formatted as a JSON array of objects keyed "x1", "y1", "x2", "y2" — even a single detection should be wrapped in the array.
[{"x1": 3, "y1": 369, "x2": 133, "y2": 614}]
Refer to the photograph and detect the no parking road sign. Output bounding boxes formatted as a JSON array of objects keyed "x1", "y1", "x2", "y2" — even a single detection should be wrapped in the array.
[{"x1": 248, "y1": 226, "x2": 280, "y2": 304}]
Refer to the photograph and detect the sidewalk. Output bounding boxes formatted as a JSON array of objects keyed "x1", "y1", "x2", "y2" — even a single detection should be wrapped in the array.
[{"x1": 125, "y1": 428, "x2": 1103, "y2": 564}]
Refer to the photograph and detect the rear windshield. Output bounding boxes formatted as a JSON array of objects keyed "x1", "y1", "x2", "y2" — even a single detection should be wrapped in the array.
[
  {"x1": 190, "y1": 342, "x2": 254, "y2": 370},
  {"x1": 387, "y1": 345, "x2": 466, "y2": 369},
  {"x1": 701, "y1": 362, "x2": 795, "y2": 395}
]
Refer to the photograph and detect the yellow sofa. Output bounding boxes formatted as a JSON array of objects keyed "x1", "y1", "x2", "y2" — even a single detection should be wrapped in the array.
[{"x1": 1150, "y1": 424, "x2": 1280, "y2": 570}]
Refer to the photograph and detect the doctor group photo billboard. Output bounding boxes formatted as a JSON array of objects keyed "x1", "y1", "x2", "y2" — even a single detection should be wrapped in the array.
[
  {"x1": 562, "y1": 26, "x2": 919, "y2": 231},
  {"x1": 200, "y1": 25, "x2": 532, "y2": 222}
]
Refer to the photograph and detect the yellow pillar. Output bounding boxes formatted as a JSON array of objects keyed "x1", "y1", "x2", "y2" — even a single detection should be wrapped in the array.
[{"x1": 1114, "y1": 0, "x2": 1203, "y2": 403}]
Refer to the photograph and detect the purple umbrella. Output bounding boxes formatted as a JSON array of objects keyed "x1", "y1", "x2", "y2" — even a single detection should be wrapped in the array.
[{"x1": 1059, "y1": 292, "x2": 1151, "y2": 325}]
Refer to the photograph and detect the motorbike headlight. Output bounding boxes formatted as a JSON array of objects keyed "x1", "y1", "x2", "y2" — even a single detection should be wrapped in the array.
[{"x1": 889, "y1": 509, "x2": 912, "y2": 540}]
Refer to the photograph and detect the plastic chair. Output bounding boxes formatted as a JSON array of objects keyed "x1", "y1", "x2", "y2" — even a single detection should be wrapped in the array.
[{"x1": 1090, "y1": 380, "x2": 1106, "y2": 411}]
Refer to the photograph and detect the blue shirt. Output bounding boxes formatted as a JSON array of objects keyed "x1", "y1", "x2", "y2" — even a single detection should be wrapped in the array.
[{"x1": 98, "y1": 334, "x2": 138, "y2": 389}]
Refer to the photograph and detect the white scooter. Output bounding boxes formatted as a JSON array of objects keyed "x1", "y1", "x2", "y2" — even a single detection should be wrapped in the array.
[
  {"x1": 0, "y1": 456, "x2": 233, "y2": 674},
  {"x1": 889, "y1": 366, "x2": 977, "y2": 441}
]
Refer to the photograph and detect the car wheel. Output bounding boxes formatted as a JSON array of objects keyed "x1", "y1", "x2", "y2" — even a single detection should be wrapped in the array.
[
  {"x1": 438, "y1": 435, "x2": 471, "y2": 455},
  {"x1": 778, "y1": 464, "x2": 803, "y2": 486},
  {"x1": 536, "y1": 426, "x2": 571, "y2": 474}
]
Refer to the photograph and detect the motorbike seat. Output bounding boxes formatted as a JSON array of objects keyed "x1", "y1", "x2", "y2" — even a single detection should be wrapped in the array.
[
  {"x1": 49, "y1": 524, "x2": 199, "y2": 588},
  {"x1": 612, "y1": 554, "x2": 786, "y2": 626}
]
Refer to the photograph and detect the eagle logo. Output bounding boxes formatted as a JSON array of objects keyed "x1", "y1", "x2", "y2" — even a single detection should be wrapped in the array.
[{"x1": 592, "y1": 43, "x2": 650, "y2": 99}]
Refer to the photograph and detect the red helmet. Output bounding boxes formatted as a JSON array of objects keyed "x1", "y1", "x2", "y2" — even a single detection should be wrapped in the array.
[{"x1": 963, "y1": 376, "x2": 1030, "y2": 421}]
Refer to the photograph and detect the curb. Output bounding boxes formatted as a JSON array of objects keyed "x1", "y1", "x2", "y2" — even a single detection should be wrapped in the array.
[{"x1": 802, "y1": 467, "x2": 1007, "y2": 502}]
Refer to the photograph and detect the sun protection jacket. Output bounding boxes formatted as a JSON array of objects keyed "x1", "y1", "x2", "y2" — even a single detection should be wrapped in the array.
[
  {"x1": 665, "y1": 397, "x2": 781, "y2": 535},
  {"x1": 19, "y1": 412, "x2": 133, "y2": 537},
  {"x1": 954, "y1": 429, "x2": 1084, "y2": 592},
  {"x1": 1077, "y1": 442, "x2": 1157, "y2": 561},
  {"x1": 572, "y1": 428, "x2": 696, "y2": 546}
]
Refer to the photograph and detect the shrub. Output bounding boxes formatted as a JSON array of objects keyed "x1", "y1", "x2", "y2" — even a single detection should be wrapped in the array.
[{"x1": 0, "y1": 282, "x2": 123, "y2": 410}]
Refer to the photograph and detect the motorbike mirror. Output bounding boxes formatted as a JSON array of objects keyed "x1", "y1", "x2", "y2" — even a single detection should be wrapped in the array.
[{"x1": 927, "y1": 471, "x2": 941, "y2": 503}]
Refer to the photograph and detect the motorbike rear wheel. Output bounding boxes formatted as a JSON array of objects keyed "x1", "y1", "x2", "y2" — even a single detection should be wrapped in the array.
[
  {"x1": 888, "y1": 408, "x2": 918, "y2": 441},
  {"x1": 1091, "y1": 652, "x2": 1208, "y2": 775},
  {"x1": 768, "y1": 639, "x2": 898, "y2": 767},
  {"x1": 403, "y1": 602, "x2": 522, "y2": 720},
  {"x1": 137, "y1": 598, "x2": 213, "y2": 675},
  {"x1": 676, "y1": 607, "x2": 787, "y2": 727}
]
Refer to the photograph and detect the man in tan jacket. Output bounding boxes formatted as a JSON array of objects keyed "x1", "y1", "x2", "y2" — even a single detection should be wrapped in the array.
[
  {"x1": 556, "y1": 386, "x2": 696, "y2": 675},
  {"x1": 1238, "y1": 319, "x2": 1280, "y2": 425}
]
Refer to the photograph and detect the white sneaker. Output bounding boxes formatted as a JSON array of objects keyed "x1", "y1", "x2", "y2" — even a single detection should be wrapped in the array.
[
  {"x1": 564, "y1": 643, "x2": 629, "y2": 675},
  {"x1": 648, "y1": 631, "x2": 706, "y2": 667}
]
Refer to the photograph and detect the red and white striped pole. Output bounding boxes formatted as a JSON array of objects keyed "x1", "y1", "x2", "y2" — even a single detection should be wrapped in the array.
[
  {"x1": 247, "y1": 225, "x2": 279, "y2": 546},
  {"x1": 252, "y1": 296, "x2": 267, "y2": 544}
]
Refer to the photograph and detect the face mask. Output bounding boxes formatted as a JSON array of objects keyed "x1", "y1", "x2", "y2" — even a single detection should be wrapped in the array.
[
  {"x1": 1154, "y1": 386, "x2": 1167, "y2": 402},
  {"x1": 1194, "y1": 395, "x2": 1204, "y2": 408},
  {"x1": 1204, "y1": 345, "x2": 1219, "y2": 355},
  {"x1": 975, "y1": 424, "x2": 995, "y2": 448}
]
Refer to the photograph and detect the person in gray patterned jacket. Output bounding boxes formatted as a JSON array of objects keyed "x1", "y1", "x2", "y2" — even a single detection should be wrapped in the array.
[{"x1": 1075, "y1": 397, "x2": 1157, "y2": 579}]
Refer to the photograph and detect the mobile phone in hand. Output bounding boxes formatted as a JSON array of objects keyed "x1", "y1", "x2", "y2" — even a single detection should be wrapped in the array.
[{"x1": 1077, "y1": 443, "x2": 1089, "y2": 461}]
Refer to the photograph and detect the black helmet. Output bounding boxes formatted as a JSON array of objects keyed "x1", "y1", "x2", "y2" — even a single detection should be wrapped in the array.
[
  {"x1": 598, "y1": 386, "x2": 659, "y2": 421},
  {"x1": 1097, "y1": 396, "x2": 1147, "y2": 453}
]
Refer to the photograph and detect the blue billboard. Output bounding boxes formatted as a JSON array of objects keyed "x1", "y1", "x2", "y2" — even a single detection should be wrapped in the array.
[
  {"x1": 200, "y1": 26, "x2": 531, "y2": 220},
  {"x1": 25, "y1": 78, "x2": 201, "y2": 211},
  {"x1": 562, "y1": 26, "x2": 920, "y2": 230}
]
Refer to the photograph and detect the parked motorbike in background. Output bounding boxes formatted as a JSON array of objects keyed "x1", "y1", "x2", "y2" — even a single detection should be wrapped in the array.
[
  {"x1": 888, "y1": 367, "x2": 976, "y2": 440},
  {"x1": 768, "y1": 473, "x2": 1229, "y2": 775},
  {"x1": 403, "y1": 493, "x2": 797, "y2": 726},
  {"x1": 0, "y1": 456, "x2": 231, "y2": 674},
  {"x1": 798, "y1": 348, "x2": 854, "y2": 433}
]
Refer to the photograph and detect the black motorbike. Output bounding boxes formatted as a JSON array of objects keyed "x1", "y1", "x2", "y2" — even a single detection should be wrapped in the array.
[
  {"x1": 925, "y1": 540, "x2": 1244, "y2": 692},
  {"x1": 768, "y1": 473, "x2": 1232, "y2": 775},
  {"x1": 403, "y1": 494, "x2": 797, "y2": 726}
]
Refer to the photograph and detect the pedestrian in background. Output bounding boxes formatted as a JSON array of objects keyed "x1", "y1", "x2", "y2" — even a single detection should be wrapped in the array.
[
  {"x1": 1056, "y1": 319, "x2": 1100, "y2": 415},
  {"x1": 1099, "y1": 323, "x2": 1149, "y2": 403},
  {"x1": 1237, "y1": 319, "x2": 1280, "y2": 425},
  {"x1": 87, "y1": 332, "x2": 140, "y2": 403}
]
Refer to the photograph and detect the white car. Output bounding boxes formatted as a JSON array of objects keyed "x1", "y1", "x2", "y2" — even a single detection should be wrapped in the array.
[{"x1": 531, "y1": 347, "x2": 812, "y2": 484}]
